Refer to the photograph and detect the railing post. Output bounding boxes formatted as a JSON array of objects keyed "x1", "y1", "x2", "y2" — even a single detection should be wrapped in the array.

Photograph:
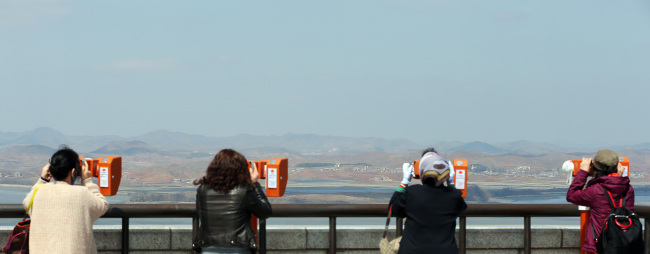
[
  {"x1": 192, "y1": 216, "x2": 199, "y2": 253},
  {"x1": 122, "y1": 216, "x2": 129, "y2": 254},
  {"x1": 259, "y1": 218, "x2": 266, "y2": 254},
  {"x1": 643, "y1": 217, "x2": 650, "y2": 254},
  {"x1": 459, "y1": 216, "x2": 466, "y2": 254},
  {"x1": 4, "y1": 203, "x2": 620, "y2": 253},
  {"x1": 329, "y1": 216, "x2": 336, "y2": 254},
  {"x1": 396, "y1": 217, "x2": 403, "y2": 237},
  {"x1": 524, "y1": 216, "x2": 531, "y2": 254}
]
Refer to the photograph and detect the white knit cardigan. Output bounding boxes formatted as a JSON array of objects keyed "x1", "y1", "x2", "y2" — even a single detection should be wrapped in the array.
[{"x1": 23, "y1": 178, "x2": 109, "y2": 254}]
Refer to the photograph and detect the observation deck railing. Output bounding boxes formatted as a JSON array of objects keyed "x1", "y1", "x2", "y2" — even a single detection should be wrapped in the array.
[{"x1": 1, "y1": 203, "x2": 649, "y2": 254}]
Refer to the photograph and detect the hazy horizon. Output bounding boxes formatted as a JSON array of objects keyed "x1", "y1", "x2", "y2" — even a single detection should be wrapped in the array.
[
  {"x1": 2, "y1": 1, "x2": 650, "y2": 148},
  {"x1": 2, "y1": 126, "x2": 649, "y2": 151}
]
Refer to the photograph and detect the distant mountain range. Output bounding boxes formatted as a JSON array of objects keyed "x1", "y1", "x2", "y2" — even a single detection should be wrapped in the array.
[
  {"x1": 1, "y1": 127, "x2": 649, "y2": 156},
  {"x1": 0, "y1": 144, "x2": 57, "y2": 157},
  {"x1": 0, "y1": 127, "x2": 122, "y2": 152},
  {"x1": 91, "y1": 140, "x2": 163, "y2": 155}
]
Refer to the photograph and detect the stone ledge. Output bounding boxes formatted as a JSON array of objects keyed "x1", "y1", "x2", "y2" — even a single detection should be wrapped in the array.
[{"x1": 0, "y1": 226, "x2": 581, "y2": 253}]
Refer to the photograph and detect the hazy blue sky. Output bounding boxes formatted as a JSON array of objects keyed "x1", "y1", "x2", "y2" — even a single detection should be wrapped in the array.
[{"x1": 1, "y1": 0, "x2": 650, "y2": 147}]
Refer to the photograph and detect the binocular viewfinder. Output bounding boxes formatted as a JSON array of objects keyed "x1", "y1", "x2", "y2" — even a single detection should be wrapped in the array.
[{"x1": 80, "y1": 156, "x2": 122, "y2": 196}]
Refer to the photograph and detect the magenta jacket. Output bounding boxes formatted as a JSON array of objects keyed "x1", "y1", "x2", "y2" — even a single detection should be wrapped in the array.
[{"x1": 566, "y1": 170, "x2": 635, "y2": 253}]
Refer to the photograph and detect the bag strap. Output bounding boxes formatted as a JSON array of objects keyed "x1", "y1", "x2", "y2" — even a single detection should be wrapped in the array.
[
  {"x1": 620, "y1": 187, "x2": 627, "y2": 208},
  {"x1": 592, "y1": 224, "x2": 598, "y2": 242},
  {"x1": 24, "y1": 184, "x2": 43, "y2": 220},
  {"x1": 383, "y1": 205, "x2": 393, "y2": 238},
  {"x1": 593, "y1": 186, "x2": 628, "y2": 242},
  {"x1": 602, "y1": 186, "x2": 625, "y2": 209}
]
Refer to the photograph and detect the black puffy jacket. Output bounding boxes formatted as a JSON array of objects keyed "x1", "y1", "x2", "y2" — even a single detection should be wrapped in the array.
[{"x1": 195, "y1": 182, "x2": 272, "y2": 249}]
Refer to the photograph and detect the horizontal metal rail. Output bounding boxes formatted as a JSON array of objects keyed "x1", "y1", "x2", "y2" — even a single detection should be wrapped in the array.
[
  {"x1": 0, "y1": 203, "x2": 601, "y2": 218},
  {"x1": 2, "y1": 204, "x2": 649, "y2": 254}
]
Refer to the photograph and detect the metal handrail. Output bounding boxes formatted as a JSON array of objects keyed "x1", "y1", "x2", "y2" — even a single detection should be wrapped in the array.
[{"x1": 2, "y1": 204, "x2": 649, "y2": 254}]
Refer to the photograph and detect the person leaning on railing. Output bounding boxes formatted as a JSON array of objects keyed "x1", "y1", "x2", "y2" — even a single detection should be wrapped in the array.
[
  {"x1": 193, "y1": 149, "x2": 272, "y2": 254},
  {"x1": 388, "y1": 147, "x2": 467, "y2": 254},
  {"x1": 23, "y1": 145, "x2": 109, "y2": 254},
  {"x1": 566, "y1": 149, "x2": 635, "y2": 254}
]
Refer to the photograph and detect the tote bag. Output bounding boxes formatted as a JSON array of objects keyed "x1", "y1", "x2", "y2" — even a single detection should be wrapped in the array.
[
  {"x1": 379, "y1": 205, "x2": 401, "y2": 254},
  {"x1": 3, "y1": 184, "x2": 43, "y2": 254}
]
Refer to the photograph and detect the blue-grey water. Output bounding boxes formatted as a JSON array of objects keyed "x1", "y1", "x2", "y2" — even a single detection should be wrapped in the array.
[{"x1": 1, "y1": 185, "x2": 647, "y2": 227}]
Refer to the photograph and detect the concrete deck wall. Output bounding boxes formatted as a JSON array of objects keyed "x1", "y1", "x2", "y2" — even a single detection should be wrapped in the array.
[{"x1": 0, "y1": 226, "x2": 581, "y2": 253}]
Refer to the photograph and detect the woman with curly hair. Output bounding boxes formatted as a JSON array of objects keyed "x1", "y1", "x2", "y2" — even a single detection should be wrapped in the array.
[{"x1": 193, "y1": 149, "x2": 272, "y2": 254}]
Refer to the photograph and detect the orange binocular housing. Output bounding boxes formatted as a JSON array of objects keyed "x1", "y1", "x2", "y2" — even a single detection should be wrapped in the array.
[
  {"x1": 80, "y1": 156, "x2": 122, "y2": 196},
  {"x1": 249, "y1": 158, "x2": 289, "y2": 238},
  {"x1": 248, "y1": 158, "x2": 288, "y2": 197},
  {"x1": 411, "y1": 158, "x2": 468, "y2": 198},
  {"x1": 567, "y1": 157, "x2": 629, "y2": 177}
]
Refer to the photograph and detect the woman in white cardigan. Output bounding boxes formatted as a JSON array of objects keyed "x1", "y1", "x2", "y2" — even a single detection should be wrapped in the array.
[{"x1": 23, "y1": 146, "x2": 109, "y2": 254}]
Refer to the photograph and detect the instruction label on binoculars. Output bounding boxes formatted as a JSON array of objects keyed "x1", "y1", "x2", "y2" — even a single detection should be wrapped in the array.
[
  {"x1": 268, "y1": 168, "x2": 277, "y2": 189},
  {"x1": 100, "y1": 167, "x2": 109, "y2": 188},
  {"x1": 456, "y1": 170, "x2": 466, "y2": 189}
]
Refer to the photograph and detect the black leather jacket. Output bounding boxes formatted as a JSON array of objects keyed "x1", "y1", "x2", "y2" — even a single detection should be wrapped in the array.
[{"x1": 195, "y1": 182, "x2": 272, "y2": 249}]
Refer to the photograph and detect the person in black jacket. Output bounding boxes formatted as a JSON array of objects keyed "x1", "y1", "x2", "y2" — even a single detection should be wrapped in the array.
[
  {"x1": 193, "y1": 149, "x2": 272, "y2": 254},
  {"x1": 389, "y1": 148, "x2": 467, "y2": 254}
]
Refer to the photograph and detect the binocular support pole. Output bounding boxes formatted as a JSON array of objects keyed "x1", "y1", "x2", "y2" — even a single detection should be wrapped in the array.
[{"x1": 579, "y1": 206, "x2": 590, "y2": 254}]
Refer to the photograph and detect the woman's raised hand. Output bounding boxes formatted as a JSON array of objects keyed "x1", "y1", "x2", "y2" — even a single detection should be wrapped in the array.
[
  {"x1": 250, "y1": 161, "x2": 259, "y2": 183},
  {"x1": 401, "y1": 163, "x2": 414, "y2": 185},
  {"x1": 617, "y1": 162, "x2": 625, "y2": 176},
  {"x1": 41, "y1": 164, "x2": 51, "y2": 181},
  {"x1": 580, "y1": 158, "x2": 593, "y2": 173},
  {"x1": 81, "y1": 159, "x2": 91, "y2": 180}
]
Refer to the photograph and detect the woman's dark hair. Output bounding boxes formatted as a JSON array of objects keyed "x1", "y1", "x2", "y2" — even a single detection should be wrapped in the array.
[
  {"x1": 49, "y1": 145, "x2": 80, "y2": 181},
  {"x1": 422, "y1": 147, "x2": 437, "y2": 157},
  {"x1": 194, "y1": 149, "x2": 251, "y2": 193},
  {"x1": 422, "y1": 177, "x2": 436, "y2": 185},
  {"x1": 593, "y1": 165, "x2": 617, "y2": 178},
  {"x1": 422, "y1": 177, "x2": 454, "y2": 192}
]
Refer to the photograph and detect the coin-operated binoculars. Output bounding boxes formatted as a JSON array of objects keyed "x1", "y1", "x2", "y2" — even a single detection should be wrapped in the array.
[
  {"x1": 248, "y1": 158, "x2": 289, "y2": 243},
  {"x1": 563, "y1": 157, "x2": 629, "y2": 184},
  {"x1": 562, "y1": 156, "x2": 630, "y2": 254},
  {"x1": 80, "y1": 156, "x2": 122, "y2": 196},
  {"x1": 410, "y1": 158, "x2": 468, "y2": 198},
  {"x1": 249, "y1": 158, "x2": 289, "y2": 197}
]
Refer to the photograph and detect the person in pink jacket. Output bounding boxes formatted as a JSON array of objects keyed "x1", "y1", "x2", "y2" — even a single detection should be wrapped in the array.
[{"x1": 566, "y1": 149, "x2": 634, "y2": 254}]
